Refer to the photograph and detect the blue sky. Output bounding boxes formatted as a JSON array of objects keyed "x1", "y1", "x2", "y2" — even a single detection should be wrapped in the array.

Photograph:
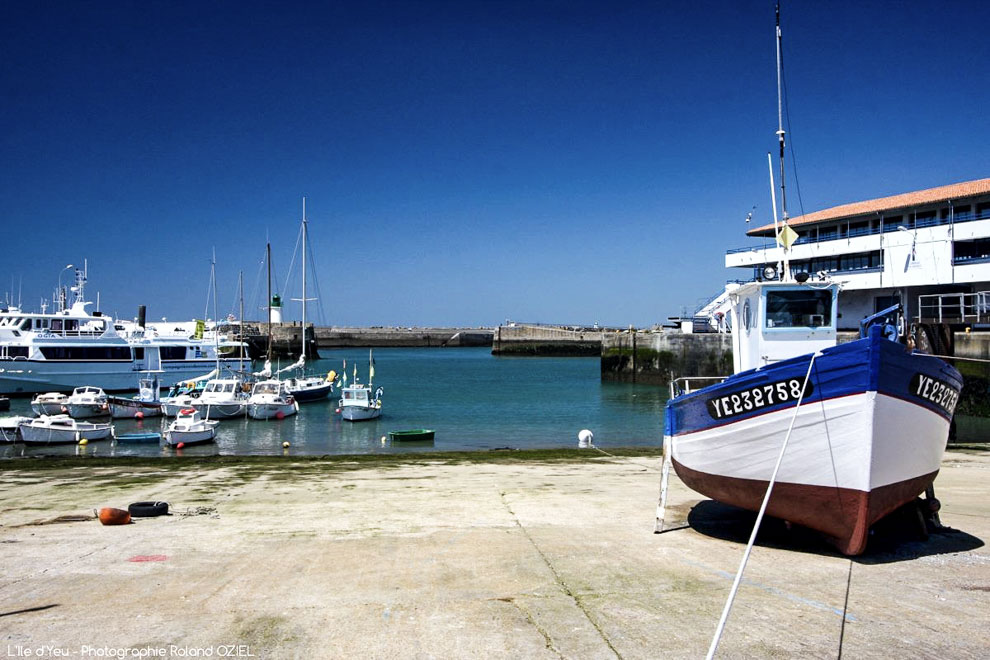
[{"x1": 2, "y1": 1, "x2": 987, "y2": 327}]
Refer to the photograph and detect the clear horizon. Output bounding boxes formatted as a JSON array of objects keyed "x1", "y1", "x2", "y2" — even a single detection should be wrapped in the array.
[{"x1": 2, "y1": 1, "x2": 987, "y2": 327}]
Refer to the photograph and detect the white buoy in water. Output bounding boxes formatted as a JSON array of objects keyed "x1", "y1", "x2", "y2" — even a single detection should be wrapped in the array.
[{"x1": 578, "y1": 429, "x2": 594, "y2": 448}]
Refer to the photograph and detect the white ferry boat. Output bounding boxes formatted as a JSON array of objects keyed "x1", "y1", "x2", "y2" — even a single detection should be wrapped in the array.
[{"x1": 0, "y1": 265, "x2": 249, "y2": 395}]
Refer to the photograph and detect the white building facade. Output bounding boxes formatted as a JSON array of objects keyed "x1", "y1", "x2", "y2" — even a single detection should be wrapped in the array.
[{"x1": 724, "y1": 178, "x2": 990, "y2": 331}]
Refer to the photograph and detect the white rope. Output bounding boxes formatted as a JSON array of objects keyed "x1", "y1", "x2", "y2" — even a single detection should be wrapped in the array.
[{"x1": 706, "y1": 351, "x2": 820, "y2": 660}]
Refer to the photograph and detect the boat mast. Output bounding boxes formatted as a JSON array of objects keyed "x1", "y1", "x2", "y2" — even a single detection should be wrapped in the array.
[
  {"x1": 238, "y1": 270, "x2": 245, "y2": 367},
  {"x1": 211, "y1": 249, "x2": 220, "y2": 374},
  {"x1": 301, "y1": 197, "x2": 307, "y2": 361},
  {"x1": 266, "y1": 242, "x2": 273, "y2": 362},
  {"x1": 775, "y1": 2, "x2": 792, "y2": 281}
]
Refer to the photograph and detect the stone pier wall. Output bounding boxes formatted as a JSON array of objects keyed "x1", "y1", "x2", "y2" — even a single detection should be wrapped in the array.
[
  {"x1": 492, "y1": 325, "x2": 602, "y2": 356},
  {"x1": 601, "y1": 331, "x2": 733, "y2": 385}
]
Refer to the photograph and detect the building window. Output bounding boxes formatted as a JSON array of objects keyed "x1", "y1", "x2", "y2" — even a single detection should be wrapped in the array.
[
  {"x1": 882, "y1": 216, "x2": 902, "y2": 232},
  {"x1": 954, "y1": 238, "x2": 990, "y2": 264}
]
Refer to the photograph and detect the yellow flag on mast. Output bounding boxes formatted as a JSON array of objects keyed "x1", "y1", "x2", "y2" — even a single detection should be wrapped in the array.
[{"x1": 777, "y1": 224, "x2": 798, "y2": 249}]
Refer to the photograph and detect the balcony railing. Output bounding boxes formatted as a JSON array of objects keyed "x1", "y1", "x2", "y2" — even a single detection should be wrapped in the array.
[
  {"x1": 727, "y1": 207, "x2": 990, "y2": 255},
  {"x1": 917, "y1": 291, "x2": 990, "y2": 324}
]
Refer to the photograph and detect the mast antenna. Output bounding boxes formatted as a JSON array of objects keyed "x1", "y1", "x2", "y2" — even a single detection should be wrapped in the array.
[{"x1": 774, "y1": 2, "x2": 792, "y2": 281}]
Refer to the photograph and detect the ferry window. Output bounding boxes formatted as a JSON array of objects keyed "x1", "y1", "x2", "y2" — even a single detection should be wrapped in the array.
[
  {"x1": 765, "y1": 290, "x2": 833, "y2": 329},
  {"x1": 133, "y1": 348, "x2": 144, "y2": 360}
]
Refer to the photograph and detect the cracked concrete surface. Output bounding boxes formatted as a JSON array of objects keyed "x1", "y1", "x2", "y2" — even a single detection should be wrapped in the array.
[{"x1": 1, "y1": 451, "x2": 988, "y2": 659}]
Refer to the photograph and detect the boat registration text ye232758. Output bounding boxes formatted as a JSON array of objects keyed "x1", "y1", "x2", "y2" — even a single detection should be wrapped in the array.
[
  {"x1": 706, "y1": 378, "x2": 814, "y2": 421},
  {"x1": 910, "y1": 373, "x2": 960, "y2": 417}
]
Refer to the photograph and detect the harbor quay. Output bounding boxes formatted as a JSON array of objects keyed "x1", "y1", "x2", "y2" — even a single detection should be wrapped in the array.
[{"x1": 1, "y1": 449, "x2": 988, "y2": 658}]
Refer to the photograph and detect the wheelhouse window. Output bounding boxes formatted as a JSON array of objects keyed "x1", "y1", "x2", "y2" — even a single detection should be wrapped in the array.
[{"x1": 765, "y1": 290, "x2": 833, "y2": 329}]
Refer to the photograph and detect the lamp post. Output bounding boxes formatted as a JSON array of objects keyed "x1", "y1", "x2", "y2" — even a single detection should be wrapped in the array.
[{"x1": 57, "y1": 264, "x2": 73, "y2": 312}]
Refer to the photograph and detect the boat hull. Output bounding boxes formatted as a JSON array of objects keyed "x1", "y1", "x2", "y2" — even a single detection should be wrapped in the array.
[
  {"x1": 389, "y1": 429, "x2": 434, "y2": 442},
  {"x1": 115, "y1": 432, "x2": 162, "y2": 444},
  {"x1": 665, "y1": 333, "x2": 961, "y2": 555},
  {"x1": 286, "y1": 380, "x2": 333, "y2": 402},
  {"x1": 20, "y1": 421, "x2": 113, "y2": 445},
  {"x1": 108, "y1": 397, "x2": 163, "y2": 419},
  {"x1": 0, "y1": 358, "x2": 249, "y2": 395},
  {"x1": 163, "y1": 427, "x2": 217, "y2": 446},
  {"x1": 192, "y1": 401, "x2": 246, "y2": 419},
  {"x1": 66, "y1": 404, "x2": 110, "y2": 419},
  {"x1": 248, "y1": 402, "x2": 298, "y2": 420},
  {"x1": 31, "y1": 401, "x2": 67, "y2": 416},
  {"x1": 341, "y1": 405, "x2": 381, "y2": 421}
]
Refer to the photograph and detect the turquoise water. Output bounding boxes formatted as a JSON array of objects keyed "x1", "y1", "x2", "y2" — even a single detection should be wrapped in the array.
[{"x1": 1, "y1": 347, "x2": 667, "y2": 458}]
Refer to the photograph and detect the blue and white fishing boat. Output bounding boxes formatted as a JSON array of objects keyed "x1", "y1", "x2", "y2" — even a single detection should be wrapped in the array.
[
  {"x1": 663, "y1": 280, "x2": 961, "y2": 555},
  {"x1": 660, "y1": 7, "x2": 962, "y2": 556}
]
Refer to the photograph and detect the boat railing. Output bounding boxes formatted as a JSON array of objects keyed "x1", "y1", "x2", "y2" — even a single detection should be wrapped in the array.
[{"x1": 669, "y1": 376, "x2": 728, "y2": 399}]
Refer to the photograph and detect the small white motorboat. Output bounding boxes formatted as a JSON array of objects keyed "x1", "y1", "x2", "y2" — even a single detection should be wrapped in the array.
[
  {"x1": 30, "y1": 392, "x2": 69, "y2": 416},
  {"x1": 0, "y1": 416, "x2": 32, "y2": 443},
  {"x1": 109, "y1": 374, "x2": 163, "y2": 419},
  {"x1": 65, "y1": 386, "x2": 110, "y2": 418},
  {"x1": 338, "y1": 384, "x2": 383, "y2": 421},
  {"x1": 192, "y1": 378, "x2": 249, "y2": 419},
  {"x1": 163, "y1": 408, "x2": 218, "y2": 447},
  {"x1": 19, "y1": 414, "x2": 113, "y2": 445},
  {"x1": 247, "y1": 380, "x2": 299, "y2": 420}
]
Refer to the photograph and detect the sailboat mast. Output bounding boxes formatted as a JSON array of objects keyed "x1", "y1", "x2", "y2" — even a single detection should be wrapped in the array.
[
  {"x1": 238, "y1": 270, "x2": 245, "y2": 366},
  {"x1": 266, "y1": 242, "x2": 273, "y2": 361},
  {"x1": 211, "y1": 249, "x2": 220, "y2": 373},
  {"x1": 302, "y1": 197, "x2": 307, "y2": 360}
]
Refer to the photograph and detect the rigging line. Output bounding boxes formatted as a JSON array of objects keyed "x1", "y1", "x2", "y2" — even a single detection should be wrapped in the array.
[
  {"x1": 592, "y1": 446, "x2": 661, "y2": 473},
  {"x1": 250, "y1": 251, "x2": 266, "y2": 321},
  {"x1": 814, "y1": 357, "x2": 847, "y2": 517},
  {"x1": 779, "y1": 34, "x2": 806, "y2": 219},
  {"x1": 706, "y1": 351, "x2": 820, "y2": 660},
  {"x1": 282, "y1": 221, "x2": 304, "y2": 306},
  {"x1": 307, "y1": 234, "x2": 328, "y2": 326}
]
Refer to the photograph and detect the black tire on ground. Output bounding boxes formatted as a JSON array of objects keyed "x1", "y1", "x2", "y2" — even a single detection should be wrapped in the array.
[{"x1": 128, "y1": 501, "x2": 169, "y2": 517}]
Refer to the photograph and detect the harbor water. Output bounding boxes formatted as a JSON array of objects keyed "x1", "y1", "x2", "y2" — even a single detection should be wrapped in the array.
[{"x1": 1, "y1": 347, "x2": 667, "y2": 458}]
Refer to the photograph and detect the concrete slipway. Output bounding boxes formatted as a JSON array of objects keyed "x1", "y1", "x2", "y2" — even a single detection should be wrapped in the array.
[{"x1": 0, "y1": 449, "x2": 988, "y2": 659}]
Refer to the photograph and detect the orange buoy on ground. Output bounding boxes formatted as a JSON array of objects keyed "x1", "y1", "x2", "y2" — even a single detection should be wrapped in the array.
[{"x1": 98, "y1": 507, "x2": 131, "y2": 525}]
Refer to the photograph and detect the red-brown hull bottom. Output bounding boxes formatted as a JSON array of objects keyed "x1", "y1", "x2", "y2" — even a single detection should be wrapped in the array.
[{"x1": 672, "y1": 458, "x2": 939, "y2": 555}]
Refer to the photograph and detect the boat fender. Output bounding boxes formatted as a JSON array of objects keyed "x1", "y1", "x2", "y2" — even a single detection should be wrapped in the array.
[
  {"x1": 128, "y1": 501, "x2": 169, "y2": 517},
  {"x1": 98, "y1": 507, "x2": 131, "y2": 525},
  {"x1": 282, "y1": 441, "x2": 290, "y2": 448},
  {"x1": 135, "y1": 411, "x2": 144, "y2": 420},
  {"x1": 78, "y1": 438, "x2": 88, "y2": 446},
  {"x1": 327, "y1": 370, "x2": 337, "y2": 382},
  {"x1": 275, "y1": 411, "x2": 285, "y2": 420}
]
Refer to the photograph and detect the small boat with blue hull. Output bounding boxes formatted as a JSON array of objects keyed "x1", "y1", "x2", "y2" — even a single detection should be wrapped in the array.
[
  {"x1": 664, "y1": 280, "x2": 962, "y2": 556},
  {"x1": 115, "y1": 431, "x2": 162, "y2": 444}
]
